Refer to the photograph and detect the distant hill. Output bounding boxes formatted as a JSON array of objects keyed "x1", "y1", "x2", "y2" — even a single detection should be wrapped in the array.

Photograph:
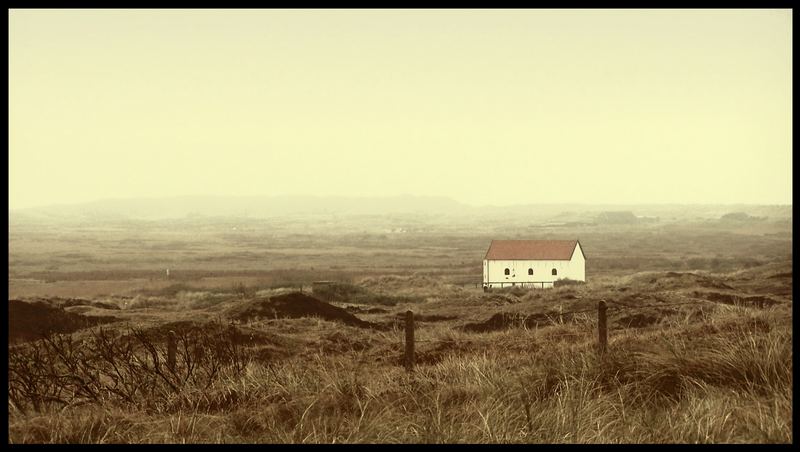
[
  {"x1": 10, "y1": 195, "x2": 471, "y2": 221},
  {"x1": 9, "y1": 196, "x2": 792, "y2": 223},
  {"x1": 720, "y1": 212, "x2": 765, "y2": 222}
]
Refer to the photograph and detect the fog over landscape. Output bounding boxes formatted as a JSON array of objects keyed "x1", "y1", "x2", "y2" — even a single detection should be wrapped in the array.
[
  {"x1": 9, "y1": 194, "x2": 792, "y2": 221},
  {"x1": 9, "y1": 9, "x2": 791, "y2": 210},
  {"x1": 7, "y1": 9, "x2": 792, "y2": 445}
]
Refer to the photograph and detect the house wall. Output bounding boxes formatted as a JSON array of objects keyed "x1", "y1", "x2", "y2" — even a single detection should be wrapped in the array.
[{"x1": 482, "y1": 242, "x2": 585, "y2": 288}]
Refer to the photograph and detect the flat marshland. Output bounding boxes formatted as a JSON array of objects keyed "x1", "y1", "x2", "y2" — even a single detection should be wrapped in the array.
[{"x1": 7, "y1": 212, "x2": 793, "y2": 443}]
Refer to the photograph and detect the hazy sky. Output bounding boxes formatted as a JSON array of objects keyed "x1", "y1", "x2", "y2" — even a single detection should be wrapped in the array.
[{"x1": 9, "y1": 9, "x2": 792, "y2": 209}]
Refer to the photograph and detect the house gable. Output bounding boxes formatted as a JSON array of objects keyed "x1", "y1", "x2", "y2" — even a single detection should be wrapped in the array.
[{"x1": 571, "y1": 241, "x2": 586, "y2": 261}]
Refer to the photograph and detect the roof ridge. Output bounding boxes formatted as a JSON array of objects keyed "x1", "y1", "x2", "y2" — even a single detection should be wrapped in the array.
[
  {"x1": 485, "y1": 239, "x2": 580, "y2": 260},
  {"x1": 492, "y1": 239, "x2": 577, "y2": 242}
]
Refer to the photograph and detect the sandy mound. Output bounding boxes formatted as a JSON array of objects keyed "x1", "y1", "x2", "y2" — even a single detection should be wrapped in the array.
[
  {"x1": 8, "y1": 299, "x2": 119, "y2": 343},
  {"x1": 140, "y1": 320, "x2": 298, "y2": 362},
  {"x1": 462, "y1": 311, "x2": 583, "y2": 333},
  {"x1": 227, "y1": 292, "x2": 376, "y2": 328}
]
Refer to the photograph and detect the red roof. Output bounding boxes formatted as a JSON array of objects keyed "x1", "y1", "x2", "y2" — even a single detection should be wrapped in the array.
[{"x1": 484, "y1": 240, "x2": 582, "y2": 261}]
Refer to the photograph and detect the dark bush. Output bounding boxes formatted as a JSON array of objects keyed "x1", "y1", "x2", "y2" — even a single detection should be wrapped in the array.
[{"x1": 553, "y1": 278, "x2": 584, "y2": 288}]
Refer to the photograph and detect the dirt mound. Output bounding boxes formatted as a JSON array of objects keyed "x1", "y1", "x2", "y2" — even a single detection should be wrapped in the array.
[
  {"x1": 29, "y1": 297, "x2": 121, "y2": 311},
  {"x1": 693, "y1": 291, "x2": 781, "y2": 308},
  {"x1": 8, "y1": 299, "x2": 119, "y2": 343},
  {"x1": 312, "y1": 282, "x2": 421, "y2": 306},
  {"x1": 344, "y1": 305, "x2": 389, "y2": 314},
  {"x1": 393, "y1": 312, "x2": 458, "y2": 322},
  {"x1": 462, "y1": 310, "x2": 582, "y2": 333},
  {"x1": 57, "y1": 297, "x2": 94, "y2": 308},
  {"x1": 102, "y1": 320, "x2": 301, "y2": 364},
  {"x1": 615, "y1": 312, "x2": 660, "y2": 328},
  {"x1": 227, "y1": 292, "x2": 376, "y2": 328},
  {"x1": 416, "y1": 314, "x2": 458, "y2": 322},
  {"x1": 142, "y1": 320, "x2": 297, "y2": 357},
  {"x1": 64, "y1": 305, "x2": 94, "y2": 315}
]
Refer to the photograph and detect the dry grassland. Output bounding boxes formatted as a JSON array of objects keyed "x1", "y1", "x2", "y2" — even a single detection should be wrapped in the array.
[{"x1": 7, "y1": 215, "x2": 793, "y2": 443}]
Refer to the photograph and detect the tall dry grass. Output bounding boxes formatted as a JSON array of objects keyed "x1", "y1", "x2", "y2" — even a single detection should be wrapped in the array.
[{"x1": 7, "y1": 302, "x2": 791, "y2": 443}]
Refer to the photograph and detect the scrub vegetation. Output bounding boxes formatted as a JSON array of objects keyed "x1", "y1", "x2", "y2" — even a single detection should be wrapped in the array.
[{"x1": 7, "y1": 211, "x2": 792, "y2": 443}]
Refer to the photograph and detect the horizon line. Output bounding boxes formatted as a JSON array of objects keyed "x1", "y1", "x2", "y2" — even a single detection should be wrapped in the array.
[{"x1": 8, "y1": 193, "x2": 793, "y2": 212}]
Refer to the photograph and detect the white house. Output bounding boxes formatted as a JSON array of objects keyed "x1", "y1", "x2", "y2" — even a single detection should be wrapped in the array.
[{"x1": 482, "y1": 239, "x2": 586, "y2": 289}]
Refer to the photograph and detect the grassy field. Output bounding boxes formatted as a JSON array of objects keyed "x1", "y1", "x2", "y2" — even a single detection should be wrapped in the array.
[{"x1": 7, "y1": 213, "x2": 793, "y2": 443}]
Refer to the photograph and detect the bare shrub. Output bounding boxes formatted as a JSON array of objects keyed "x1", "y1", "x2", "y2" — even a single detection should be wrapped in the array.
[{"x1": 8, "y1": 322, "x2": 252, "y2": 414}]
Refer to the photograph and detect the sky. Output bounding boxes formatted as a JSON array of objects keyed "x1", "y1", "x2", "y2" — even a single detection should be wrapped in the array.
[{"x1": 8, "y1": 9, "x2": 793, "y2": 209}]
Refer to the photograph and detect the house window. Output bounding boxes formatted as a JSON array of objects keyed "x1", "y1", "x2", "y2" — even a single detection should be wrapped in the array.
[
  {"x1": 504, "y1": 268, "x2": 510, "y2": 275},
  {"x1": 552, "y1": 268, "x2": 558, "y2": 276},
  {"x1": 528, "y1": 268, "x2": 534, "y2": 275}
]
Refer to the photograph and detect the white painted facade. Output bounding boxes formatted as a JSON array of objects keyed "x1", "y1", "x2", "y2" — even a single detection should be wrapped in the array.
[{"x1": 482, "y1": 242, "x2": 585, "y2": 289}]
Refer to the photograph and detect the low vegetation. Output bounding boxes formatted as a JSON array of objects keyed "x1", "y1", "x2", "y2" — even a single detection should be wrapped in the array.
[
  {"x1": 7, "y1": 297, "x2": 791, "y2": 443},
  {"x1": 7, "y1": 215, "x2": 793, "y2": 443}
]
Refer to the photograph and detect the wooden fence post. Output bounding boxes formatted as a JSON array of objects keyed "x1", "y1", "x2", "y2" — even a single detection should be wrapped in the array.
[
  {"x1": 405, "y1": 310, "x2": 415, "y2": 371},
  {"x1": 598, "y1": 300, "x2": 608, "y2": 354},
  {"x1": 167, "y1": 330, "x2": 177, "y2": 373}
]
